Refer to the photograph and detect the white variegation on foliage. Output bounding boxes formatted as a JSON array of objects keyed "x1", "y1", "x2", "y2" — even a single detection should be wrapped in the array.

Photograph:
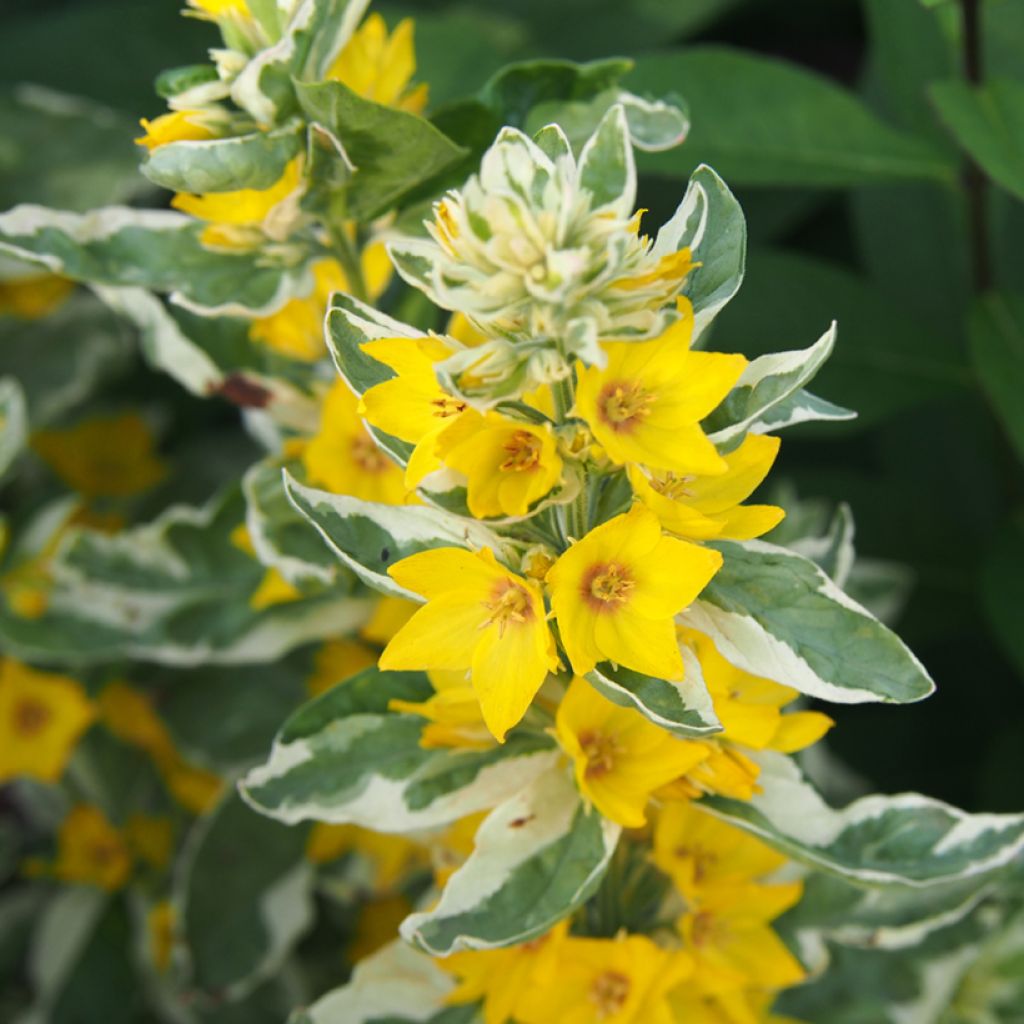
[
  {"x1": 788, "y1": 501, "x2": 856, "y2": 588},
  {"x1": 684, "y1": 538, "x2": 935, "y2": 704},
  {"x1": 585, "y1": 644, "x2": 722, "y2": 738},
  {"x1": 241, "y1": 668, "x2": 559, "y2": 832},
  {"x1": 0, "y1": 377, "x2": 27, "y2": 483},
  {"x1": 704, "y1": 752, "x2": 1024, "y2": 887},
  {"x1": 0, "y1": 204, "x2": 311, "y2": 317},
  {"x1": 401, "y1": 768, "x2": 620, "y2": 955},
  {"x1": 283, "y1": 473, "x2": 516, "y2": 597},
  {"x1": 304, "y1": 940, "x2": 454, "y2": 1024}
]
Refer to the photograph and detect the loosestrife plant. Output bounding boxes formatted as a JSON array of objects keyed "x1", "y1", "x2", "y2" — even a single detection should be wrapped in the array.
[{"x1": 0, "y1": 2, "x2": 1022, "y2": 1022}]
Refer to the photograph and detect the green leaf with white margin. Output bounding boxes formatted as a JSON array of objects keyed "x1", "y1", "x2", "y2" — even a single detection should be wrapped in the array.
[
  {"x1": 786, "y1": 501, "x2": 856, "y2": 589},
  {"x1": 684, "y1": 538, "x2": 935, "y2": 704},
  {"x1": 586, "y1": 644, "x2": 721, "y2": 739},
  {"x1": 283, "y1": 473, "x2": 512, "y2": 598},
  {"x1": 302, "y1": 940, "x2": 466, "y2": 1024},
  {"x1": 704, "y1": 323, "x2": 856, "y2": 445},
  {"x1": 653, "y1": 164, "x2": 746, "y2": 341},
  {"x1": 243, "y1": 456, "x2": 339, "y2": 586},
  {"x1": 176, "y1": 789, "x2": 313, "y2": 1000},
  {"x1": 1, "y1": 487, "x2": 371, "y2": 666},
  {"x1": 240, "y1": 666, "x2": 558, "y2": 832},
  {"x1": 0, "y1": 205, "x2": 310, "y2": 317},
  {"x1": 141, "y1": 124, "x2": 304, "y2": 194},
  {"x1": 0, "y1": 377, "x2": 27, "y2": 484},
  {"x1": 402, "y1": 766, "x2": 620, "y2": 955},
  {"x1": 576, "y1": 104, "x2": 634, "y2": 214},
  {"x1": 703, "y1": 752, "x2": 1024, "y2": 887},
  {"x1": 294, "y1": 80, "x2": 466, "y2": 221}
]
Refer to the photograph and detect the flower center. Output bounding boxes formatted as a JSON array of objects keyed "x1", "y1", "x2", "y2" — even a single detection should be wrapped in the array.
[
  {"x1": 431, "y1": 395, "x2": 468, "y2": 420},
  {"x1": 350, "y1": 433, "x2": 391, "y2": 475},
  {"x1": 589, "y1": 969, "x2": 631, "y2": 1018},
  {"x1": 689, "y1": 909, "x2": 720, "y2": 948},
  {"x1": 482, "y1": 579, "x2": 533, "y2": 637},
  {"x1": 578, "y1": 730, "x2": 620, "y2": 779},
  {"x1": 582, "y1": 562, "x2": 634, "y2": 611},
  {"x1": 12, "y1": 697, "x2": 52, "y2": 737},
  {"x1": 674, "y1": 845, "x2": 718, "y2": 884},
  {"x1": 597, "y1": 380, "x2": 654, "y2": 433},
  {"x1": 650, "y1": 471, "x2": 695, "y2": 501},
  {"x1": 499, "y1": 430, "x2": 542, "y2": 473}
]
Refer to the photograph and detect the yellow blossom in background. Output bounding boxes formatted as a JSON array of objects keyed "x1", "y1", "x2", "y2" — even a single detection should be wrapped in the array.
[
  {"x1": 427, "y1": 811, "x2": 486, "y2": 887},
  {"x1": 653, "y1": 802, "x2": 786, "y2": 899},
  {"x1": 435, "y1": 409, "x2": 563, "y2": 518},
  {"x1": 32, "y1": 412, "x2": 167, "y2": 498},
  {"x1": 678, "y1": 880, "x2": 805, "y2": 995},
  {"x1": 555, "y1": 677, "x2": 708, "y2": 827},
  {"x1": 629, "y1": 433, "x2": 785, "y2": 542},
  {"x1": 441, "y1": 921, "x2": 569, "y2": 1024},
  {"x1": 547, "y1": 504, "x2": 722, "y2": 678},
  {"x1": 358, "y1": 335, "x2": 466, "y2": 486},
  {"x1": 98, "y1": 682, "x2": 223, "y2": 814},
  {"x1": 668, "y1": 981, "x2": 801, "y2": 1024},
  {"x1": 360, "y1": 595, "x2": 417, "y2": 644},
  {"x1": 0, "y1": 659, "x2": 95, "y2": 784},
  {"x1": 389, "y1": 669, "x2": 493, "y2": 749},
  {"x1": 148, "y1": 901, "x2": 176, "y2": 974},
  {"x1": 350, "y1": 892, "x2": 414, "y2": 961},
  {"x1": 123, "y1": 814, "x2": 175, "y2": 870},
  {"x1": 135, "y1": 109, "x2": 222, "y2": 150},
  {"x1": 229, "y1": 523, "x2": 304, "y2": 611},
  {"x1": 306, "y1": 638, "x2": 378, "y2": 697},
  {"x1": 0, "y1": 274, "x2": 74, "y2": 318},
  {"x1": 328, "y1": 14, "x2": 428, "y2": 114},
  {"x1": 575, "y1": 307, "x2": 746, "y2": 476},
  {"x1": 305, "y1": 823, "x2": 426, "y2": 890},
  {"x1": 516, "y1": 933, "x2": 693, "y2": 1024},
  {"x1": 40, "y1": 805, "x2": 133, "y2": 891},
  {"x1": 303, "y1": 379, "x2": 411, "y2": 503},
  {"x1": 380, "y1": 547, "x2": 558, "y2": 741}
]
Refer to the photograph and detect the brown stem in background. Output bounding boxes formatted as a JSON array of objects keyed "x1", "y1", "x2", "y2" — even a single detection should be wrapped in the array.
[{"x1": 961, "y1": 0, "x2": 993, "y2": 293}]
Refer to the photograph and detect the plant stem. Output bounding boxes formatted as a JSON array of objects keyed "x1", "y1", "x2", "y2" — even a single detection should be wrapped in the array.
[
  {"x1": 329, "y1": 225, "x2": 369, "y2": 304},
  {"x1": 960, "y1": 0, "x2": 993, "y2": 293}
]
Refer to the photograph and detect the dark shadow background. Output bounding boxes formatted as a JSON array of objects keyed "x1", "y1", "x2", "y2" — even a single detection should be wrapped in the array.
[{"x1": 3, "y1": 0, "x2": 1021, "y2": 813}]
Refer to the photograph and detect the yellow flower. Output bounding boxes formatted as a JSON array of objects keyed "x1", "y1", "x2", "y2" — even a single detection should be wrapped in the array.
[
  {"x1": 358, "y1": 335, "x2": 468, "y2": 486},
  {"x1": 360, "y1": 595, "x2": 417, "y2": 644},
  {"x1": 441, "y1": 921, "x2": 569, "y2": 1024},
  {"x1": 303, "y1": 380, "x2": 411, "y2": 503},
  {"x1": 148, "y1": 901, "x2": 176, "y2": 973},
  {"x1": 229, "y1": 523, "x2": 305, "y2": 611},
  {"x1": 379, "y1": 547, "x2": 558, "y2": 741},
  {"x1": 389, "y1": 670, "x2": 493, "y2": 749},
  {"x1": 629, "y1": 434, "x2": 785, "y2": 542},
  {"x1": 652, "y1": 802, "x2": 786, "y2": 899},
  {"x1": 98, "y1": 682, "x2": 223, "y2": 815},
  {"x1": 135, "y1": 109, "x2": 221, "y2": 151},
  {"x1": 31, "y1": 413, "x2": 167, "y2": 498},
  {"x1": 306, "y1": 638, "x2": 379, "y2": 697},
  {"x1": 305, "y1": 823, "x2": 425, "y2": 890},
  {"x1": 435, "y1": 409, "x2": 563, "y2": 518},
  {"x1": 46, "y1": 805, "x2": 133, "y2": 891},
  {"x1": 667, "y1": 981, "x2": 798, "y2": 1024},
  {"x1": 123, "y1": 814, "x2": 174, "y2": 870},
  {"x1": 678, "y1": 880, "x2": 805, "y2": 994},
  {"x1": 427, "y1": 810, "x2": 487, "y2": 887},
  {"x1": 516, "y1": 933, "x2": 693, "y2": 1024},
  {"x1": 575, "y1": 310, "x2": 746, "y2": 476},
  {"x1": 546, "y1": 504, "x2": 722, "y2": 679},
  {"x1": 350, "y1": 892, "x2": 413, "y2": 961},
  {"x1": 555, "y1": 677, "x2": 708, "y2": 827},
  {"x1": 328, "y1": 14, "x2": 428, "y2": 114},
  {"x1": 0, "y1": 274, "x2": 74, "y2": 319},
  {"x1": 0, "y1": 659, "x2": 95, "y2": 784}
]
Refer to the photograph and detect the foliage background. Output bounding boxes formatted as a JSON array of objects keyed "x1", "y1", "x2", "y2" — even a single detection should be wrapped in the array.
[{"x1": 4, "y1": 0, "x2": 1021, "y2": 814}]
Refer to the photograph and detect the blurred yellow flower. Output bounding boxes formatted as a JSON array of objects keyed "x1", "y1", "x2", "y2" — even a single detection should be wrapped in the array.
[
  {"x1": 0, "y1": 274, "x2": 74, "y2": 319},
  {"x1": 35, "y1": 805, "x2": 133, "y2": 891},
  {"x1": 306, "y1": 638, "x2": 378, "y2": 697}
]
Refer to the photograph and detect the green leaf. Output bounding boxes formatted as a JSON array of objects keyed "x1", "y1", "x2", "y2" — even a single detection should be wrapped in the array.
[
  {"x1": 294, "y1": 80, "x2": 466, "y2": 220},
  {"x1": 969, "y1": 292, "x2": 1024, "y2": 461},
  {"x1": 240, "y1": 666, "x2": 558, "y2": 832},
  {"x1": 705, "y1": 752, "x2": 1024, "y2": 887},
  {"x1": 0, "y1": 205, "x2": 311, "y2": 317},
  {"x1": 628, "y1": 47, "x2": 955, "y2": 186},
  {"x1": 576, "y1": 104, "x2": 633, "y2": 212},
  {"x1": 930, "y1": 78, "x2": 1024, "y2": 201},
  {"x1": 401, "y1": 768, "x2": 619, "y2": 954},
  {"x1": 0, "y1": 377, "x2": 27, "y2": 484},
  {"x1": 283, "y1": 473, "x2": 511, "y2": 598},
  {"x1": 177, "y1": 790, "x2": 313, "y2": 998},
  {"x1": 585, "y1": 644, "x2": 721, "y2": 739},
  {"x1": 141, "y1": 125, "x2": 304, "y2": 194},
  {"x1": 685, "y1": 538, "x2": 935, "y2": 704},
  {"x1": 711, "y1": 246, "x2": 969, "y2": 426},
  {"x1": 981, "y1": 515, "x2": 1024, "y2": 679}
]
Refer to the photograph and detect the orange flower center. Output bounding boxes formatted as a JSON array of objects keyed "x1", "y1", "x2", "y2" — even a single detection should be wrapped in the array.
[
  {"x1": 499, "y1": 430, "x2": 542, "y2": 473},
  {"x1": 482, "y1": 579, "x2": 533, "y2": 636},
  {"x1": 673, "y1": 844, "x2": 719, "y2": 885},
  {"x1": 589, "y1": 969, "x2": 631, "y2": 1018},
  {"x1": 578, "y1": 729, "x2": 621, "y2": 779},
  {"x1": 598, "y1": 379, "x2": 653, "y2": 433},
  {"x1": 12, "y1": 697, "x2": 52, "y2": 737},
  {"x1": 582, "y1": 562, "x2": 634, "y2": 611},
  {"x1": 430, "y1": 395, "x2": 468, "y2": 420},
  {"x1": 351, "y1": 433, "x2": 392, "y2": 475}
]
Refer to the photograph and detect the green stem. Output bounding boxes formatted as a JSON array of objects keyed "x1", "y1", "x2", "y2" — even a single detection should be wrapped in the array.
[
  {"x1": 329, "y1": 225, "x2": 369, "y2": 304},
  {"x1": 552, "y1": 376, "x2": 574, "y2": 422},
  {"x1": 566, "y1": 478, "x2": 590, "y2": 542}
]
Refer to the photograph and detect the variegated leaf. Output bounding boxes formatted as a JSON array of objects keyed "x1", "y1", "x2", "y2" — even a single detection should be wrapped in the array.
[{"x1": 0, "y1": 377, "x2": 27, "y2": 483}]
